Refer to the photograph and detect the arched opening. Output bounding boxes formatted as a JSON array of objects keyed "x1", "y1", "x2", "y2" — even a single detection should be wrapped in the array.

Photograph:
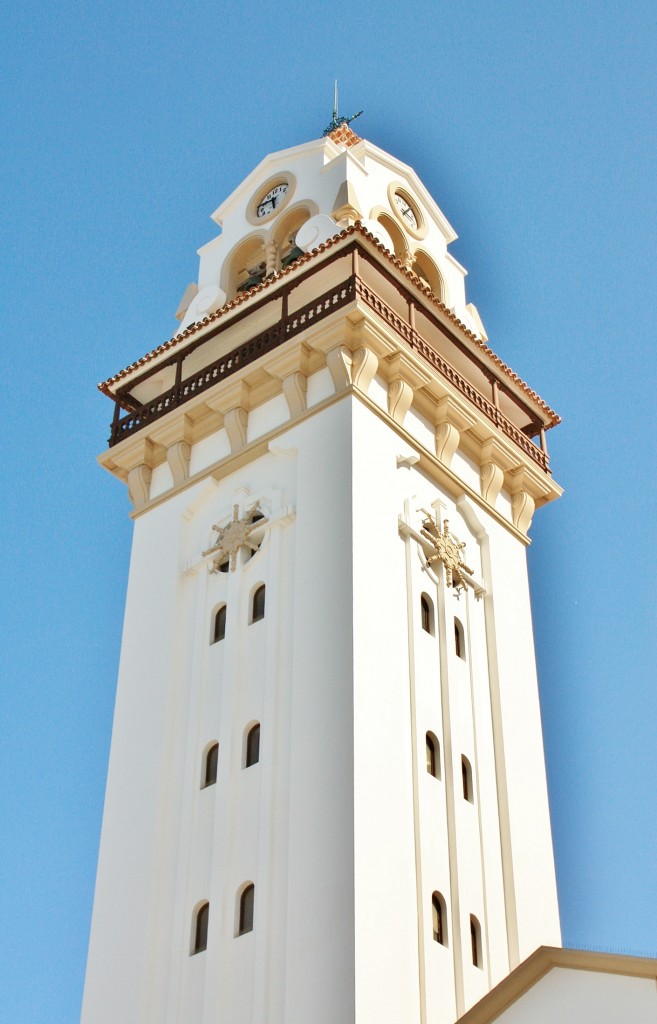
[
  {"x1": 251, "y1": 584, "x2": 266, "y2": 624},
  {"x1": 192, "y1": 901, "x2": 209, "y2": 954},
  {"x1": 461, "y1": 755, "x2": 473, "y2": 803},
  {"x1": 226, "y1": 234, "x2": 267, "y2": 299},
  {"x1": 212, "y1": 604, "x2": 227, "y2": 644},
  {"x1": 203, "y1": 743, "x2": 219, "y2": 788},
  {"x1": 273, "y1": 206, "x2": 312, "y2": 269},
  {"x1": 454, "y1": 618, "x2": 465, "y2": 660},
  {"x1": 238, "y1": 883, "x2": 255, "y2": 935},
  {"x1": 426, "y1": 732, "x2": 440, "y2": 779},
  {"x1": 420, "y1": 593, "x2": 434, "y2": 635},
  {"x1": 411, "y1": 250, "x2": 445, "y2": 301},
  {"x1": 432, "y1": 892, "x2": 447, "y2": 945},
  {"x1": 218, "y1": 558, "x2": 230, "y2": 574},
  {"x1": 470, "y1": 915, "x2": 482, "y2": 967},
  {"x1": 376, "y1": 212, "x2": 407, "y2": 259},
  {"x1": 245, "y1": 723, "x2": 260, "y2": 768}
]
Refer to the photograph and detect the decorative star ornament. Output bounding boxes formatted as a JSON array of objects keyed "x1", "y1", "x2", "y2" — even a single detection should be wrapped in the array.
[
  {"x1": 420, "y1": 513, "x2": 473, "y2": 591},
  {"x1": 202, "y1": 504, "x2": 268, "y2": 573}
]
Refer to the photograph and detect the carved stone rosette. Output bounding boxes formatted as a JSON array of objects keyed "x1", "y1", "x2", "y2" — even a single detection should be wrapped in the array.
[
  {"x1": 202, "y1": 504, "x2": 269, "y2": 572},
  {"x1": 420, "y1": 513, "x2": 473, "y2": 591}
]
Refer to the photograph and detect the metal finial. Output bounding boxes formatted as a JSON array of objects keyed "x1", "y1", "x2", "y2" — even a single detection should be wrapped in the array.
[{"x1": 323, "y1": 80, "x2": 363, "y2": 136}]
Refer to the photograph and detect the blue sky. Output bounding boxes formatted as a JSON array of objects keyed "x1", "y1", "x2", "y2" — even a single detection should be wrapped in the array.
[{"x1": 2, "y1": 1, "x2": 656, "y2": 1020}]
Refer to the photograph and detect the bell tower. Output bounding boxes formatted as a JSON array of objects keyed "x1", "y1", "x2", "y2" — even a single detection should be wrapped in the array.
[{"x1": 82, "y1": 122, "x2": 562, "y2": 1024}]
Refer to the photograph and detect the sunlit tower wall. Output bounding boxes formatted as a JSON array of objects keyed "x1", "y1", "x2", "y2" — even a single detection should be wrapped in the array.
[{"x1": 82, "y1": 123, "x2": 562, "y2": 1024}]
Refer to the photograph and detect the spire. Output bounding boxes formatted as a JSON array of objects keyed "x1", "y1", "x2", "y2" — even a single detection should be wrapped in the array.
[{"x1": 322, "y1": 80, "x2": 363, "y2": 138}]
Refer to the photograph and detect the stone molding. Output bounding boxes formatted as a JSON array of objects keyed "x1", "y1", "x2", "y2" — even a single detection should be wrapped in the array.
[
  {"x1": 384, "y1": 351, "x2": 430, "y2": 426},
  {"x1": 434, "y1": 395, "x2": 476, "y2": 468},
  {"x1": 150, "y1": 415, "x2": 193, "y2": 488},
  {"x1": 99, "y1": 304, "x2": 561, "y2": 531}
]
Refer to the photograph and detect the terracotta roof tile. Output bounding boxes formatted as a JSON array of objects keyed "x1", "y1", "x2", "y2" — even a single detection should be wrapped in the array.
[{"x1": 327, "y1": 123, "x2": 362, "y2": 148}]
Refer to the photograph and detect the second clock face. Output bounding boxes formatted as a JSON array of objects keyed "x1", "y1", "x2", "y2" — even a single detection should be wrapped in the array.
[
  {"x1": 393, "y1": 191, "x2": 418, "y2": 230},
  {"x1": 256, "y1": 183, "x2": 289, "y2": 218}
]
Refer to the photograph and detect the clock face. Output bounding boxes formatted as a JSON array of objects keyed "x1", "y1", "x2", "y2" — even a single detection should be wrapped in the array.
[
  {"x1": 393, "y1": 191, "x2": 418, "y2": 230},
  {"x1": 256, "y1": 182, "x2": 289, "y2": 218}
]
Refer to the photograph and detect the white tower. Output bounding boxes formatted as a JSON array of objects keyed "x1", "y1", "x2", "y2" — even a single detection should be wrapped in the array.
[{"x1": 82, "y1": 121, "x2": 562, "y2": 1024}]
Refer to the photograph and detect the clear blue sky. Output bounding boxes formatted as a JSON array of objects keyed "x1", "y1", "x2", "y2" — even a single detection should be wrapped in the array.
[{"x1": 2, "y1": 1, "x2": 656, "y2": 1020}]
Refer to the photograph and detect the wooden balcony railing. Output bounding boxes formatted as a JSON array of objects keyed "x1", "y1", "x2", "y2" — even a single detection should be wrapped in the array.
[{"x1": 107, "y1": 248, "x2": 549, "y2": 473}]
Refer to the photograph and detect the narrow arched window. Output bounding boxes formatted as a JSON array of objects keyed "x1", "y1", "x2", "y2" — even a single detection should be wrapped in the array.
[
  {"x1": 432, "y1": 892, "x2": 447, "y2": 945},
  {"x1": 245, "y1": 723, "x2": 260, "y2": 768},
  {"x1": 218, "y1": 558, "x2": 230, "y2": 574},
  {"x1": 203, "y1": 743, "x2": 219, "y2": 788},
  {"x1": 251, "y1": 585, "x2": 266, "y2": 623},
  {"x1": 238, "y1": 884, "x2": 255, "y2": 935},
  {"x1": 420, "y1": 593, "x2": 434, "y2": 635},
  {"x1": 470, "y1": 915, "x2": 481, "y2": 967},
  {"x1": 212, "y1": 605, "x2": 227, "y2": 644},
  {"x1": 426, "y1": 732, "x2": 440, "y2": 779},
  {"x1": 454, "y1": 618, "x2": 465, "y2": 660},
  {"x1": 462, "y1": 756, "x2": 473, "y2": 803},
  {"x1": 192, "y1": 901, "x2": 209, "y2": 954}
]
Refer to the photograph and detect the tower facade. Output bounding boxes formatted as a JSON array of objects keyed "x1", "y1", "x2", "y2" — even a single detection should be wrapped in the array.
[{"x1": 82, "y1": 124, "x2": 562, "y2": 1024}]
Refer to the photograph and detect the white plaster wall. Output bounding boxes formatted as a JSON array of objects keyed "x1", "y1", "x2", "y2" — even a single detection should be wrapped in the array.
[
  {"x1": 193, "y1": 136, "x2": 472, "y2": 324},
  {"x1": 486, "y1": 517, "x2": 561, "y2": 959},
  {"x1": 149, "y1": 460, "x2": 174, "y2": 499},
  {"x1": 83, "y1": 390, "x2": 559, "y2": 1024},
  {"x1": 496, "y1": 967, "x2": 657, "y2": 1024},
  {"x1": 451, "y1": 449, "x2": 481, "y2": 494},
  {"x1": 189, "y1": 429, "x2": 231, "y2": 476}
]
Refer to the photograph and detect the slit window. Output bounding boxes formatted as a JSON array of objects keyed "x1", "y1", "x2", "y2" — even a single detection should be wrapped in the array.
[
  {"x1": 203, "y1": 743, "x2": 219, "y2": 788},
  {"x1": 239, "y1": 884, "x2": 255, "y2": 935},
  {"x1": 421, "y1": 593, "x2": 434, "y2": 635},
  {"x1": 212, "y1": 605, "x2": 227, "y2": 644},
  {"x1": 245, "y1": 724, "x2": 260, "y2": 768},
  {"x1": 454, "y1": 618, "x2": 465, "y2": 660},
  {"x1": 462, "y1": 756, "x2": 473, "y2": 803},
  {"x1": 251, "y1": 585, "x2": 266, "y2": 623},
  {"x1": 432, "y1": 892, "x2": 447, "y2": 945},
  {"x1": 426, "y1": 733, "x2": 440, "y2": 779},
  {"x1": 192, "y1": 902, "x2": 209, "y2": 954},
  {"x1": 470, "y1": 915, "x2": 481, "y2": 967}
]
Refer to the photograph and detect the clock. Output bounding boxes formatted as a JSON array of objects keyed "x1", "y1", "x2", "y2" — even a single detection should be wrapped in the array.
[
  {"x1": 256, "y1": 182, "x2": 289, "y2": 218},
  {"x1": 393, "y1": 191, "x2": 418, "y2": 230}
]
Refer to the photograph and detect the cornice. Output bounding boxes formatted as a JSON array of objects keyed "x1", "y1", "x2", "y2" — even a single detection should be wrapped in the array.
[
  {"x1": 98, "y1": 225, "x2": 560, "y2": 430},
  {"x1": 99, "y1": 304, "x2": 561, "y2": 538}
]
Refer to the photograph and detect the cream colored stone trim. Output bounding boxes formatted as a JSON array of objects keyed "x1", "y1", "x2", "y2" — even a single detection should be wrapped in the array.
[
  {"x1": 267, "y1": 344, "x2": 310, "y2": 418},
  {"x1": 387, "y1": 180, "x2": 428, "y2": 240},
  {"x1": 117, "y1": 388, "x2": 537, "y2": 546},
  {"x1": 264, "y1": 240, "x2": 279, "y2": 277},
  {"x1": 223, "y1": 407, "x2": 248, "y2": 453},
  {"x1": 434, "y1": 395, "x2": 476, "y2": 468},
  {"x1": 455, "y1": 946, "x2": 657, "y2": 1024},
  {"x1": 281, "y1": 373, "x2": 307, "y2": 418},
  {"x1": 331, "y1": 179, "x2": 363, "y2": 226},
  {"x1": 126, "y1": 464, "x2": 151, "y2": 507},
  {"x1": 478, "y1": 439, "x2": 516, "y2": 507},
  {"x1": 385, "y1": 351, "x2": 430, "y2": 426},
  {"x1": 245, "y1": 172, "x2": 296, "y2": 226},
  {"x1": 99, "y1": 303, "x2": 561, "y2": 531},
  {"x1": 106, "y1": 436, "x2": 156, "y2": 509},
  {"x1": 324, "y1": 344, "x2": 379, "y2": 396},
  {"x1": 150, "y1": 415, "x2": 194, "y2": 488}
]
